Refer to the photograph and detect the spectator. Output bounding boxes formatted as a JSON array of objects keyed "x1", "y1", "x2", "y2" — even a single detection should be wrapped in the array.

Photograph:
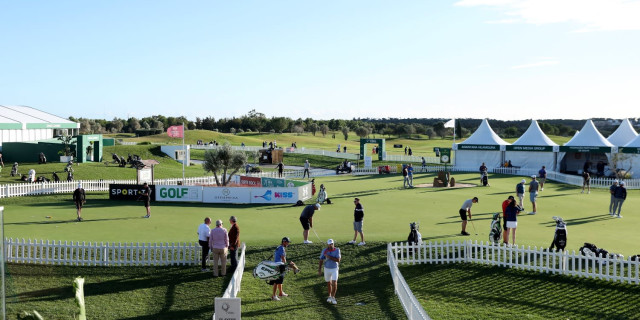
[
  {"x1": 197, "y1": 217, "x2": 212, "y2": 271},
  {"x1": 516, "y1": 179, "x2": 526, "y2": 210},
  {"x1": 303, "y1": 160, "x2": 310, "y2": 179},
  {"x1": 501, "y1": 196, "x2": 515, "y2": 243},
  {"x1": 277, "y1": 162, "x2": 284, "y2": 178},
  {"x1": 504, "y1": 199, "x2": 521, "y2": 245},
  {"x1": 208, "y1": 219, "x2": 229, "y2": 277},
  {"x1": 73, "y1": 182, "x2": 86, "y2": 222},
  {"x1": 228, "y1": 216, "x2": 240, "y2": 272},
  {"x1": 407, "y1": 164, "x2": 414, "y2": 188}
]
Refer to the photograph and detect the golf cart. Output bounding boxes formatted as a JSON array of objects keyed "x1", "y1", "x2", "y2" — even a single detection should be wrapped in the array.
[{"x1": 336, "y1": 161, "x2": 353, "y2": 174}]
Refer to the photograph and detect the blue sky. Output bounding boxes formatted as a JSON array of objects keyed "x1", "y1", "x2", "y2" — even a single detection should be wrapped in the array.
[{"x1": 2, "y1": 0, "x2": 639, "y2": 121}]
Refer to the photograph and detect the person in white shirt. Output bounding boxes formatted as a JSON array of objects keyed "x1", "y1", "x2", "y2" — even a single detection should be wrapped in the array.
[{"x1": 197, "y1": 217, "x2": 212, "y2": 272}]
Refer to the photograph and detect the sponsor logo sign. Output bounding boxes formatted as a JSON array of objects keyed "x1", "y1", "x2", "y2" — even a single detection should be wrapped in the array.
[
  {"x1": 109, "y1": 184, "x2": 156, "y2": 201},
  {"x1": 203, "y1": 187, "x2": 252, "y2": 204},
  {"x1": 457, "y1": 144, "x2": 501, "y2": 151},
  {"x1": 559, "y1": 146, "x2": 612, "y2": 153},
  {"x1": 261, "y1": 177, "x2": 285, "y2": 188},
  {"x1": 155, "y1": 186, "x2": 202, "y2": 202},
  {"x1": 251, "y1": 188, "x2": 298, "y2": 204},
  {"x1": 239, "y1": 176, "x2": 261, "y2": 188},
  {"x1": 506, "y1": 145, "x2": 554, "y2": 152}
]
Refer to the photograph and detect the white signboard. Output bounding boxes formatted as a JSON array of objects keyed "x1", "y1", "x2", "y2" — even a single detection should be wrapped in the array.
[
  {"x1": 137, "y1": 167, "x2": 152, "y2": 185},
  {"x1": 203, "y1": 187, "x2": 252, "y2": 204},
  {"x1": 214, "y1": 297, "x2": 241, "y2": 320},
  {"x1": 298, "y1": 184, "x2": 312, "y2": 201},
  {"x1": 364, "y1": 156, "x2": 372, "y2": 168},
  {"x1": 155, "y1": 186, "x2": 203, "y2": 202},
  {"x1": 250, "y1": 188, "x2": 299, "y2": 204}
]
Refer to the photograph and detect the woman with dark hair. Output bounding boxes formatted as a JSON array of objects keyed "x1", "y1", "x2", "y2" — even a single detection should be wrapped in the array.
[{"x1": 503, "y1": 199, "x2": 521, "y2": 245}]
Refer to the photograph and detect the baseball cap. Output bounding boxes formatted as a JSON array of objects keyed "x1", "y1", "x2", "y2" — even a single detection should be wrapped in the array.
[
  {"x1": 614, "y1": 180, "x2": 619, "y2": 183},
  {"x1": 282, "y1": 237, "x2": 290, "y2": 243},
  {"x1": 473, "y1": 197, "x2": 479, "y2": 202},
  {"x1": 78, "y1": 182, "x2": 82, "y2": 188},
  {"x1": 508, "y1": 196, "x2": 515, "y2": 200},
  {"x1": 327, "y1": 239, "x2": 334, "y2": 245},
  {"x1": 315, "y1": 203, "x2": 321, "y2": 209},
  {"x1": 620, "y1": 181, "x2": 625, "y2": 186},
  {"x1": 521, "y1": 179, "x2": 526, "y2": 183},
  {"x1": 531, "y1": 175, "x2": 536, "y2": 178}
]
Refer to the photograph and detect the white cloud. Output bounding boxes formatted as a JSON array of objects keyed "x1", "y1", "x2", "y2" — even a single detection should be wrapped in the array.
[
  {"x1": 455, "y1": 0, "x2": 640, "y2": 31},
  {"x1": 511, "y1": 60, "x2": 559, "y2": 69},
  {"x1": 485, "y1": 18, "x2": 519, "y2": 24}
]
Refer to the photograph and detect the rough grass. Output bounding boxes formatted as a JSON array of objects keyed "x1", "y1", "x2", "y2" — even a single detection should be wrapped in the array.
[
  {"x1": 5, "y1": 243, "x2": 402, "y2": 320},
  {"x1": 400, "y1": 263, "x2": 640, "y2": 320}
]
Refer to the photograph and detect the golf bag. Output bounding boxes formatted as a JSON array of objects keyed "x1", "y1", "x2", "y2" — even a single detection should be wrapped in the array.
[
  {"x1": 407, "y1": 222, "x2": 422, "y2": 245},
  {"x1": 52, "y1": 172, "x2": 60, "y2": 182},
  {"x1": 579, "y1": 242, "x2": 624, "y2": 265},
  {"x1": 489, "y1": 212, "x2": 502, "y2": 245},
  {"x1": 10, "y1": 163, "x2": 19, "y2": 177},
  {"x1": 67, "y1": 170, "x2": 74, "y2": 182},
  {"x1": 549, "y1": 217, "x2": 567, "y2": 251},
  {"x1": 481, "y1": 172, "x2": 489, "y2": 186},
  {"x1": 253, "y1": 260, "x2": 300, "y2": 283},
  {"x1": 317, "y1": 185, "x2": 327, "y2": 204}
]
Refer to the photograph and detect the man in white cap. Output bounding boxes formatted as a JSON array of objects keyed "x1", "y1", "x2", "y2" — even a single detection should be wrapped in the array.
[
  {"x1": 73, "y1": 182, "x2": 86, "y2": 222},
  {"x1": 318, "y1": 239, "x2": 341, "y2": 305},
  {"x1": 516, "y1": 179, "x2": 526, "y2": 210},
  {"x1": 608, "y1": 180, "x2": 619, "y2": 216},
  {"x1": 300, "y1": 203, "x2": 321, "y2": 244},
  {"x1": 528, "y1": 175, "x2": 539, "y2": 215}
]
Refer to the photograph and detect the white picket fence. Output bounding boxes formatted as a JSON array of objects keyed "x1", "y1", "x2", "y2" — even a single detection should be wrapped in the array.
[
  {"x1": 387, "y1": 243, "x2": 431, "y2": 320},
  {"x1": 4, "y1": 238, "x2": 247, "y2": 269},
  {"x1": 390, "y1": 241, "x2": 640, "y2": 285},
  {"x1": 222, "y1": 243, "x2": 246, "y2": 298}
]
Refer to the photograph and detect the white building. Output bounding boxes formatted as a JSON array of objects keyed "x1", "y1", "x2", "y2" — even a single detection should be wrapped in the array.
[{"x1": 0, "y1": 105, "x2": 79, "y2": 150}]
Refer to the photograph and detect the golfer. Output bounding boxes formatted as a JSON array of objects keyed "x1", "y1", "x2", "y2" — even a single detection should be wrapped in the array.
[
  {"x1": 140, "y1": 182, "x2": 152, "y2": 218},
  {"x1": 197, "y1": 217, "x2": 211, "y2": 271},
  {"x1": 503, "y1": 199, "x2": 521, "y2": 245},
  {"x1": 612, "y1": 181, "x2": 627, "y2": 218},
  {"x1": 271, "y1": 237, "x2": 291, "y2": 301},
  {"x1": 581, "y1": 171, "x2": 590, "y2": 194},
  {"x1": 538, "y1": 166, "x2": 547, "y2": 191},
  {"x1": 609, "y1": 180, "x2": 619, "y2": 215},
  {"x1": 348, "y1": 198, "x2": 365, "y2": 246},
  {"x1": 303, "y1": 160, "x2": 310, "y2": 179},
  {"x1": 459, "y1": 197, "x2": 478, "y2": 236},
  {"x1": 318, "y1": 239, "x2": 341, "y2": 305},
  {"x1": 300, "y1": 203, "x2": 321, "y2": 244},
  {"x1": 529, "y1": 176, "x2": 539, "y2": 215},
  {"x1": 516, "y1": 179, "x2": 526, "y2": 210},
  {"x1": 73, "y1": 182, "x2": 86, "y2": 222}
]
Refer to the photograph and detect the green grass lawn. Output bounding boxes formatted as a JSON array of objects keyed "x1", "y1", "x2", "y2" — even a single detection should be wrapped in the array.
[
  {"x1": 400, "y1": 263, "x2": 640, "y2": 320},
  {"x1": 4, "y1": 172, "x2": 639, "y2": 255}
]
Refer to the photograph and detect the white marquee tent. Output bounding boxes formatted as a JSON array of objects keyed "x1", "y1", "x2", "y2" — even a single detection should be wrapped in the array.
[
  {"x1": 607, "y1": 118, "x2": 638, "y2": 147},
  {"x1": 505, "y1": 120, "x2": 558, "y2": 170},
  {"x1": 559, "y1": 120, "x2": 614, "y2": 174},
  {"x1": 454, "y1": 119, "x2": 510, "y2": 169}
]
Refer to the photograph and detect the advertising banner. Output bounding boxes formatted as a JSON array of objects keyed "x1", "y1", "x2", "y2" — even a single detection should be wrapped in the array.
[
  {"x1": 298, "y1": 184, "x2": 312, "y2": 201},
  {"x1": 457, "y1": 144, "x2": 501, "y2": 151},
  {"x1": 109, "y1": 184, "x2": 156, "y2": 201},
  {"x1": 203, "y1": 187, "x2": 252, "y2": 204},
  {"x1": 559, "y1": 146, "x2": 612, "y2": 153},
  {"x1": 155, "y1": 185, "x2": 203, "y2": 202},
  {"x1": 285, "y1": 180, "x2": 307, "y2": 187},
  {"x1": 239, "y1": 176, "x2": 262, "y2": 188},
  {"x1": 261, "y1": 177, "x2": 285, "y2": 188},
  {"x1": 506, "y1": 145, "x2": 554, "y2": 152},
  {"x1": 251, "y1": 188, "x2": 299, "y2": 204}
]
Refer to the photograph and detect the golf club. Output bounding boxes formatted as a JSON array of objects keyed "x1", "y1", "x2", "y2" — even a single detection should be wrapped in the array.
[
  {"x1": 470, "y1": 219, "x2": 478, "y2": 235},
  {"x1": 311, "y1": 227, "x2": 322, "y2": 242}
]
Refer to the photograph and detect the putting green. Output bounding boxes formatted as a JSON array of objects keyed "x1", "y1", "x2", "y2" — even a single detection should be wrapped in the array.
[{"x1": 4, "y1": 172, "x2": 638, "y2": 255}]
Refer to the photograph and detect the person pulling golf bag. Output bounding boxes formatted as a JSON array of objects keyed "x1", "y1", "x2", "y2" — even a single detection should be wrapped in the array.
[
  {"x1": 489, "y1": 212, "x2": 502, "y2": 245},
  {"x1": 549, "y1": 216, "x2": 567, "y2": 251}
]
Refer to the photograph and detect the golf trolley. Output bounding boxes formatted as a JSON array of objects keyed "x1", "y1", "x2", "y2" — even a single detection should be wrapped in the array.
[
  {"x1": 549, "y1": 216, "x2": 567, "y2": 252},
  {"x1": 489, "y1": 212, "x2": 502, "y2": 245}
]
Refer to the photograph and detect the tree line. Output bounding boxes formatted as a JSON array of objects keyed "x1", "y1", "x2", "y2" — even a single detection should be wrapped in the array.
[{"x1": 72, "y1": 110, "x2": 629, "y2": 139}]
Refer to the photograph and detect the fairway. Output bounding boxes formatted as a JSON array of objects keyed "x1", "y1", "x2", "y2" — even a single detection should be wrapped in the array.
[{"x1": 5, "y1": 172, "x2": 639, "y2": 255}]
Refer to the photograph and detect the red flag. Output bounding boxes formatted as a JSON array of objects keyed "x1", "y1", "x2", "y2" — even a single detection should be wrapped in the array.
[{"x1": 167, "y1": 125, "x2": 184, "y2": 138}]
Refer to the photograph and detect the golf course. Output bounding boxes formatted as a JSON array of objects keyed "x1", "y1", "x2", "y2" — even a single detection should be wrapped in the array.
[{"x1": 3, "y1": 132, "x2": 640, "y2": 319}]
